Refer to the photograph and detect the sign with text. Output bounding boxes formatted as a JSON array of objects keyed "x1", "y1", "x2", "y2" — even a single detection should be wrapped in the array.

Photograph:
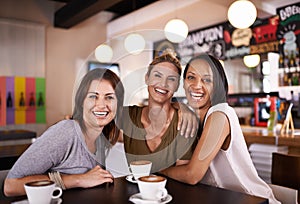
[{"x1": 154, "y1": 2, "x2": 300, "y2": 62}]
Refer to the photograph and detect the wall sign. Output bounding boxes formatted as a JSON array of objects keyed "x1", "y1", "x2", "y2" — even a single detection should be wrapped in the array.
[{"x1": 154, "y1": 2, "x2": 299, "y2": 63}]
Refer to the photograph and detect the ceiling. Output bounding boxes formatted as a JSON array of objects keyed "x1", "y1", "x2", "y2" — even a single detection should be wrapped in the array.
[
  {"x1": 52, "y1": 0, "x2": 298, "y2": 29},
  {"x1": 52, "y1": 0, "x2": 158, "y2": 28}
]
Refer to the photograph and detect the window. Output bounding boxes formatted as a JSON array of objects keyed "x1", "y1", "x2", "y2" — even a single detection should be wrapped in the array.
[{"x1": 88, "y1": 62, "x2": 120, "y2": 76}]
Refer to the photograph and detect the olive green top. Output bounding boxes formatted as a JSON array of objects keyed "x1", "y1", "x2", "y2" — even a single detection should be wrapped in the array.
[{"x1": 122, "y1": 106, "x2": 196, "y2": 173}]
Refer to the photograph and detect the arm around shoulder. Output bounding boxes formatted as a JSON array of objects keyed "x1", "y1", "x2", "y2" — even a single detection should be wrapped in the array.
[{"x1": 161, "y1": 112, "x2": 230, "y2": 185}]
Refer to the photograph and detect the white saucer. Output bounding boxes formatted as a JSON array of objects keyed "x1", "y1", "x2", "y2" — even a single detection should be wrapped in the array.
[
  {"x1": 129, "y1": 193, "x2": 172, "y2": 204},
  {"x1": 11, "y1": 198, "x2": 62, "y2": 204},
  {"x1": 126, "y1": 174, "x2": 137, "y2": 183}
]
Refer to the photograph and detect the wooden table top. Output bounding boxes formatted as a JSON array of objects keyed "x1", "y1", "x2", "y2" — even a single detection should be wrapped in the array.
[{"x1": 1, "y1": 176, "x2": 268, "y2": 204}]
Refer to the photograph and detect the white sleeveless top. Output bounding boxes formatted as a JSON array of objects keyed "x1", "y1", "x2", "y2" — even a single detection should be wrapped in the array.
[{"x1": 201, "y1": 103, "x2": 280, "y2": 204}]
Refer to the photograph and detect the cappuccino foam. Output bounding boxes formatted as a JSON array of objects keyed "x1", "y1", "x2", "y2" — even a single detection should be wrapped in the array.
[
  {"x1": 25, "y1": 180, "x2": 54, "y2": 187},
  {"x1": 130, "y1": 160, "x2": 151, "y2": 165},
  {"x1": 139, "y1": 175, "x2": 165, "y2": 182}
]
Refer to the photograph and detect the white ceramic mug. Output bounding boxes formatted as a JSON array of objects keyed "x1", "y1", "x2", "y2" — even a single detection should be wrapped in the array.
[
  {"x1": 137, "y1": 175, "x2": 168, "y2": 201},
  {"x1": 24, "y1": 180, "x2": 62, "y2": 204},
  {"x1": 130, "y1": 160, "x2": 152, "y2": 180}
]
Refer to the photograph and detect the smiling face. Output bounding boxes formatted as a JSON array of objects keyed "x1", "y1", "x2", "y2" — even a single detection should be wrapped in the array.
[
  {"x1": 83, "y1": 79, "x2": 117, "y2": 130},
  {"x1": 146, "y1": 61, "x2": 180, "y2": 104},
  {"x1": 184, "y1": 59, "x2": 213, "y2": 110}
]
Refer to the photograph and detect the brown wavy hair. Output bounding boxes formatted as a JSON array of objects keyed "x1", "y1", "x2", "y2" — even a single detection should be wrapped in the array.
[{"x1": 72, "y1": 68, "x2": 124, "y2": 145}]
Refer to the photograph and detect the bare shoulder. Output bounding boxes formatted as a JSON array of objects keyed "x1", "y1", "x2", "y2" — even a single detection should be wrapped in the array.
[{"x1": 204, "y1": 111, "x2": 230, "y2": 136}]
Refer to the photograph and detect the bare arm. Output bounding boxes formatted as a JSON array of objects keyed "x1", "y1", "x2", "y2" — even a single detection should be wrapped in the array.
[
  {"x1": 4, "y1": 165, "x2": 113, "y2": 197},
  {"x1": 172, "y1": 102, "x2": 199, "y2": 138},
  {"x1": 160, "y1": 112, "x2": 230, "y2": 185},
  {"x1": 62, "y1": 165, "x2": 113, "y2": 189},
  {"x1": 4, "y1": 175, "x2": 50, "y2": 197}
]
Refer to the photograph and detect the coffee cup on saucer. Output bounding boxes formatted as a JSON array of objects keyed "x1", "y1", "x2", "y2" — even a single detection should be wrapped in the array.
[
  {"x1": 129, "y1": 160, "x2": 152, "y2": 180},
  {"x1": 137, "y1": 175, "x2": 168, "y2": 201},
  {"x1": 24, "y1": 180, "x2": 62, "y2": 204}
]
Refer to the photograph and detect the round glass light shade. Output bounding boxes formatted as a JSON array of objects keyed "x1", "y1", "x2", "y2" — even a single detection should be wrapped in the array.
[
  {"x1": 164, "y1": 19, "x2": 188, "y2": 43},
  {"x1": 95, "y1": 44, "x2": 113, "y2": 63},
  {"x1": 124, "y1": 33, "x2": 146, "y2": 55},
  {"x1": 243, "y1": 54, "x2": 260, "y2": 68},
  {"x1": 227, "y1": 0, "x2": 257, "y2": 29}
]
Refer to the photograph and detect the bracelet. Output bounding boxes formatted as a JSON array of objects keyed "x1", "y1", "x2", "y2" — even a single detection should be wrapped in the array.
[{"x1": 48, "y1": 171, "x2": 66, "y2": 190}]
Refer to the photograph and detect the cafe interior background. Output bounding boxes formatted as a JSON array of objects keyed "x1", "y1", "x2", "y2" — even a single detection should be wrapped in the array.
[
  {"x1": 0, "y1": 0, "x2": 300, "y2": 135},
  {"x1": 0, "y1": 0, "x2": 300, "y2": 179}
]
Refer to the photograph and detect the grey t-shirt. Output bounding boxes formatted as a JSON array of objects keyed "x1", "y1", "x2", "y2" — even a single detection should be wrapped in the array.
[{"x1": 7, "y1": 120, "x2": 109, "y2": 178}]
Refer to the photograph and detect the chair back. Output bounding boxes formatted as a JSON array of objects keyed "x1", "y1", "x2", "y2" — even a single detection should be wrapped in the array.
[
  {"x1": 0, "y1": 170, "x2": 9, "y2": 199},
  {"x1": 268, "y1": 184, "x2": 298, "y2": 204},
  {"x1": 271, "y1": 152, "x2": 300, "y2": 190}
]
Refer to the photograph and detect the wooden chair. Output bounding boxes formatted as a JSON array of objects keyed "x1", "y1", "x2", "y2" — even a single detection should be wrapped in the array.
[
  {"x1": 271, "y1": 152, "x2": 300, "y2": 203},
  {"x1": 271, "y1": 152, "x2": 300, "y2": 190}
]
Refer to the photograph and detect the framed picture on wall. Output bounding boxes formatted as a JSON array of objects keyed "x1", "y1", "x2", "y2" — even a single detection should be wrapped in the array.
[{"x1": 88, "y1": 61, "x2": 120, "y2": 76}]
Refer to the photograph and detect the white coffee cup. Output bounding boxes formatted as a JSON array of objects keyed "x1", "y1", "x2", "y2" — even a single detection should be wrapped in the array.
[
  {"x1": 130, "y1": 160, "x2": 152, "y2": 180},
  {"x1": 137, "y1": 175, "x2": 168, "y2": 201},
  {"x1": 24, "y1": 180, "x2": 62, "y2": 204}
]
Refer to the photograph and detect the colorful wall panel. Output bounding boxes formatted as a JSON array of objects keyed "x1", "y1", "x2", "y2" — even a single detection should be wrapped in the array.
[
  {"x1": 14, "y1": 77, "x2": 26, "y2": 124},
  {"x1": 6, "y1": 77, "x2": 14, "y2": 125},
  {"x1": 26, "y1": 77, "x2": 36, "y2": 123},
  {"x1": 35, "y1": 78, "x2": 46, "y2": 124},
  {"x1": 0, "y1": 77, "x2": 6, "y2": 126},
  {"x1": 0, "y1": 76, "x2": 45, "y2": 126}
]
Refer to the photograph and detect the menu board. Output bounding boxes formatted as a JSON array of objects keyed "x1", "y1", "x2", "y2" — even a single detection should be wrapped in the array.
[
  {"x1": 154, "y1": 2, "x2": 300, "y2": 64},
  {"x1": 276, "y1": 2, "x2": 300, "y2": 61}
]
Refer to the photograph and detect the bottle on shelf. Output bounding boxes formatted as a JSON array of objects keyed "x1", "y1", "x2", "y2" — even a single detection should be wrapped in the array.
[
  {"x1": 29, "y1": 92, "x2": 35, "y2": 106},
  {"x1": 278, "y1": 52, "x2": 285, "y2": 86},
  {"x1": 278, "y1": 69, "x2": 284, "y2": 86},
  {"x1": 267, "y1": 100, "x2": 277, "y2": 133},
  {"x1": 284, "y1": 50, "x2": 292, "y2": 86},
  {"x1": 278, "y1": 52, "x2": 284, "y2": 68},
  {"x1": 283, "y1": 66, "x2": 290, "y2": 86},
  {"x1": 19, "y1": 92, "x2": 25, "y2": 107},
  {"x1": 296, "y1": 48, "x2": 300, "y2": 85},
  {"x1": 290, "y1": 51, "x2": 296, "y2": 66},
  {"x1": 295, "y1": 48, "x2": 300, "y2": 68},
  {"x1": 6, "y1": 92, "x2": 13, "y2": 108},
  {"x1": 290, "y1": 50, "x2": 299, "y2": 86},
  {"x1": 38, "y1": 92, "x2": 44, "y2": 107}
]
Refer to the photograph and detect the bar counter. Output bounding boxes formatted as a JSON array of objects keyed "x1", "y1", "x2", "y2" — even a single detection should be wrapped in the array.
[
  {"x1": 0, "y1": 130, "x2": 36, "y2": 170},
  {"x1": 242, "y1": 126, "x2": 300, "y2": 155}
]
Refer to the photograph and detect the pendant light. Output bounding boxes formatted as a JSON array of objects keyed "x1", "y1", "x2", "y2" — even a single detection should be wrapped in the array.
[
  {"x1": 243, "y1": 54, "x2": 260, "y2": 68},
  {"x1": 124, "y1": 33, "x2": 146, "y2": 55},
  {"x1": 164, "y1": 0, "x2": 188, "y2": 43},
  {"x1": 95, "y1": 44, "x2": 113, "y2": 63},
  {"x1": 164, "y1": 19, "x2": 188, "y2": 43},
  {"x1": 227, "y1": 0, "x2": 257, "y2": 29},
  {"x1": 124, "y1": 0, "x2": 146, "y2": 55}
]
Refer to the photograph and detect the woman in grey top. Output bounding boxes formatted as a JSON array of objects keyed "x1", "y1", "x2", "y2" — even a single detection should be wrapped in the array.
[{"x1": 4, "y1": 68, "x2": 124, "y2": 196}]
